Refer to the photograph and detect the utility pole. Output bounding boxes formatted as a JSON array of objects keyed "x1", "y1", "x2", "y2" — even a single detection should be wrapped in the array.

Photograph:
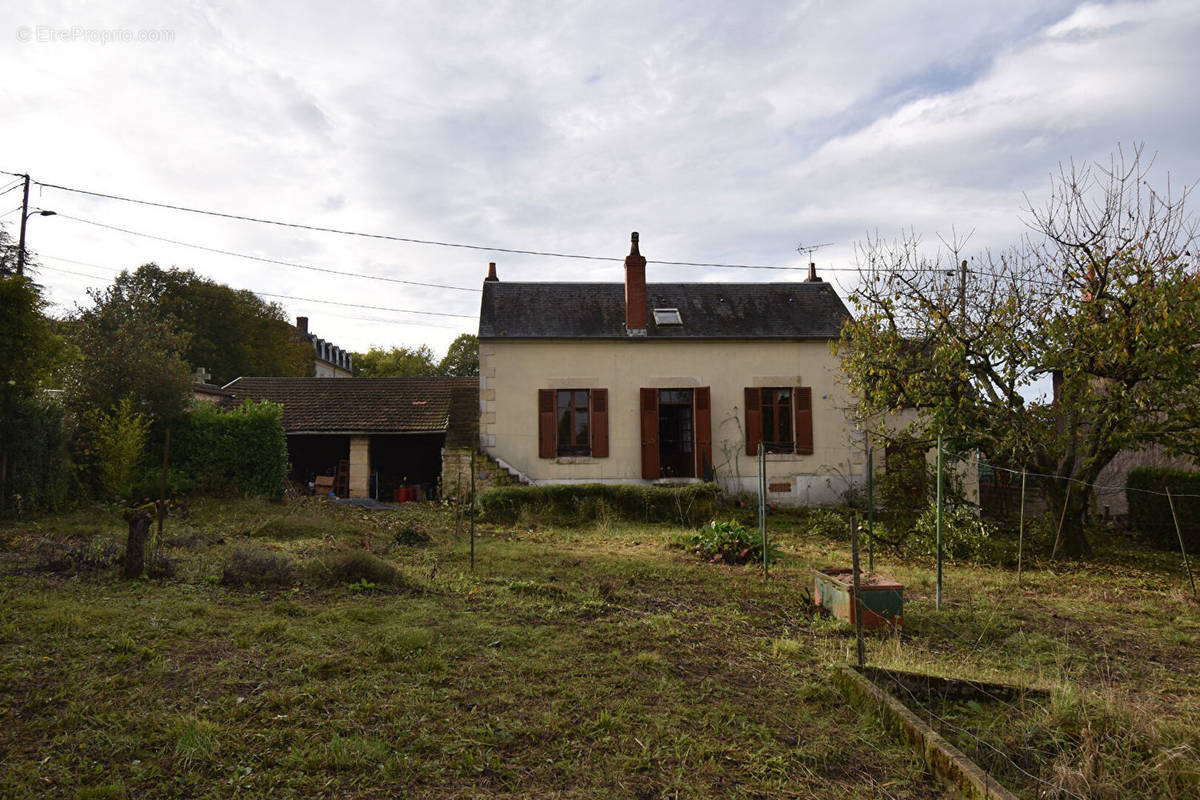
[
  {"x1": 959, "y1": 259, "x2": 967, "y2": 320},
  {"x1": 16, "y1": 174, "x2": 30, "y2": 276}
]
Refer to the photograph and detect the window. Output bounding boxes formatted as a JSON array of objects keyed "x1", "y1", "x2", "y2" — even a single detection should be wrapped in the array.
[
  {"x1": 538, "y1": 388, "x2": 609, "y2": 459},
  {"x1": 556, "y1": 389, "x2": 591, "y2": 455},
  {"x1": 745, "y1": 386, "x2": 813, "y2": 455},
  {"x1": 761, "y1": 388, "x2": 793, "y2": 452}
]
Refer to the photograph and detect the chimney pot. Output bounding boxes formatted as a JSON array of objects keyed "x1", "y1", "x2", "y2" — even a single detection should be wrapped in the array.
[
  {"x1": 625, "y1": 231, "x2": 648, "y2": 334},
  {"x1": 485, "y1": 262, "x2": 499, "y2": 281}
]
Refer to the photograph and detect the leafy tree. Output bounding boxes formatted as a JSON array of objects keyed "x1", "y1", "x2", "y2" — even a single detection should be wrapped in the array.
[
  {"x1": 111, "y1": 264, "x2": 312, "y2": 384},
  {"x1": 840, "y1": 147, "x2": 1200, "y2": 556},
  {"x1": 438, "y1": 333, "x2": 479, "y2": 377},
  {"x1": 63, "y1": 280, "x2": 193, "y2": 424},
  {"x1": 0, "y1": 231, "x2": 73, "y2": 513},
  {"x1": 353, "y1": 344, "x2": 439, "y2": 377}
]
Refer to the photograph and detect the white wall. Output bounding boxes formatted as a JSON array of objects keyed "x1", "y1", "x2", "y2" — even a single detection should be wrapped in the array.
[{"x1": 480, "y1": 338, "x2": 866, "y2": 505}]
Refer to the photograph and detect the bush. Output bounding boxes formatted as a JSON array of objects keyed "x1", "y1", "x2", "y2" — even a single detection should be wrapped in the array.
[
  {"x1": 220, "y1": 546, "x2": 297, "y2": 587},
  {"x1": 306, "y1": 550, "x2": 403, "y2": 588},
  {"x1": 686, "y1": 519, "x2": 778, "y2": 565},
  {"x1": 477, "y1": 482, "x2": 721, "y2": 527},
  {"x1": 1127, "y1": 467, "x2": 1200, "y2": 551},
  {"x1": 0, "y1": 396, "x2": 77, "y2": 516},
  {"x1": 171, "y1": 400, "x2": 288, "y2": 498},
  {"x1": 903, "y1": 503, "x2": 996, "y2": 562},
  {"x1": 88, "y1": 397, "x2": 151, "y2": 501}
]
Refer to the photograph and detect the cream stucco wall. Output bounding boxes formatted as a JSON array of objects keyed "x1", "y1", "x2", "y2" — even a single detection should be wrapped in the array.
[{"x1": 480, "y1": 339, "x2": 866, "y2": 505}]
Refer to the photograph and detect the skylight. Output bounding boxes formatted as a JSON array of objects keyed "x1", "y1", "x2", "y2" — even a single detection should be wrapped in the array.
[{"x1": 653, "y1": 308, "x2": 682, "y2": 325}]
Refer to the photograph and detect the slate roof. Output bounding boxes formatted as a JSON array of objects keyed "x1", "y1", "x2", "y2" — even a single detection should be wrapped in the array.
[
  {"x1": 222, "y1": 377, "x2": 479, "y2": 434},
  {"x1": 478, "y1": 281, "x2": 851, "y2": 340}
]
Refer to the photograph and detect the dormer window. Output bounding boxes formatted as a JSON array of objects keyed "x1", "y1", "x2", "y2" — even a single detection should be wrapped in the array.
[{"x1": 653, "y1": 308, "x2": 682, "y2": 326}]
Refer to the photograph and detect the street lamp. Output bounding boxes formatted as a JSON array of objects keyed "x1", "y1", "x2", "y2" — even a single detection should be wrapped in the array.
[{"x1": 16, "y1": 207, "x2": 55, "y2": 276}]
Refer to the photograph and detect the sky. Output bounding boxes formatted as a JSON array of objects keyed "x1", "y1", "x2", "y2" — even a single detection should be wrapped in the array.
[{"x1": 3, "y1": 0, "x2": 1200, "y2": 361}]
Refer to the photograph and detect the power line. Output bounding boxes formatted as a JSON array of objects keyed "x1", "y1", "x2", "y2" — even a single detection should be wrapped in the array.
[
  {"x1": 252, "y1": 290, "x2": 475, "y2": 319},
  {"x1": 24, "y1": 173, "x2": 818, "y2": 271},
  {"x1": 55, "y1": 213, "x2": 483, "y2": 293}
]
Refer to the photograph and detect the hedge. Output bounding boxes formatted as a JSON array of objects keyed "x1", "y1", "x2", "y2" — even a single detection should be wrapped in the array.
[
  {"x1": 477, "y1": 482, "x2": 721, "y2": 527},
  {"x1": 171, "y1": 400, "x2": 288, "y2": 498},
  {"x1": 1127, "y1": 467, "x2": 1200, "y2": 551},
  {"x1": 0, "y1": 396, "x2": 77, "y2": 515}
]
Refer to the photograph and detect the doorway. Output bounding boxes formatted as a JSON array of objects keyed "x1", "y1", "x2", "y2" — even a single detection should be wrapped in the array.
[{"x1": 658, "y1": 388, "x2": 694, "y2": 478}]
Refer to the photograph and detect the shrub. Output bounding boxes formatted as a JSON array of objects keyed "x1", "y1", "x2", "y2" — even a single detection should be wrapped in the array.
[
  {"x1": 306, "y1": 550, "x2": 403, "y2": 588},
  {"x1": 478, "y1": 482, "x2": 720, "y2": 527},
  {"x1": 172, "y1": 400, "x2": 287, "y2": 498},
  {"x1": 903, "y1": 503, "x2": 996, "y2": 562},
  {"x1": 1127, "y1": 467, "x2": 1200, "y2": 551},
  {"x1": 686, "y1": 519, "x2": 779, "y2": 565},
  {"x1": 0, "y1": 396, "x2": 77, "y2": 516},
  {"x1": 88, "y1": 397, "x2": 151, "y2": 501},
  {"x1": 220, "y1": 546, "x2": 297, "y2": 588}
]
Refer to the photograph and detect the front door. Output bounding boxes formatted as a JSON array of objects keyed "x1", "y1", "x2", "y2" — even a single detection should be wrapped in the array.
[{"x1": 657, "y1": 389, "x2": 695, "y2": 478}]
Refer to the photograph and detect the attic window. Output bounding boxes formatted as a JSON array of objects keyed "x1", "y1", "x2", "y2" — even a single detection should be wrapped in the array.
[{"x1": 652, "y1": 308, "x2": 682, "y2": 325}]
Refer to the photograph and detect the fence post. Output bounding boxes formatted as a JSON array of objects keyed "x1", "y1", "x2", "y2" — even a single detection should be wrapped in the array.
[
  {"x1": 1017, "y1": 468, "x2": 1026, "y2": 587},
  {"x1": 758, "y1": 443, "x2": 768, "y2": 577},
  {"x1": 1050, "y1": 482, "x2": 1071, "y2": 561},
  {"x1": 470, "y1": 450, "x2": 476, "y2": 572},
  {"x1": 1166, "y1": 486, "x2": 1197, "y2": 598},
  {"x1": 851, "y1": 514, "x2": 865, "y2": 667},
  {"x1": 866, "y1": 438, "x2": 875, "y2": 573},
  {"x1": 936, "y1": 431, "x2": 943, "y2": 611}
]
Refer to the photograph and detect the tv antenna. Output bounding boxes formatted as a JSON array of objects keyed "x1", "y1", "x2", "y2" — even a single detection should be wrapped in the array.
[{"x1": 796, "y1": 241, "x2": 834, "y2": 263}]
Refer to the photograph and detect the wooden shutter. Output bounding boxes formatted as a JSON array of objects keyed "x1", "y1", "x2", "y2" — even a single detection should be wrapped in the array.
[
  {"x1": 744, "y1": 387, "x2": 763, "y2": 456},
  {"x1": 590, "y1": 389, "x2": 609, "y2": 458},
  {"x1": 794, "y1": 386, "x2": 813, "y2": 455},
  {"x1": 640, "y1": 388, "x2": 659, "y2": 479},
  {"x1": 538, "y1": 389, "x2": 556, "y2": 458},
  {"x1": 694, "y1": 386, "x2": 712, "y2": 480}
]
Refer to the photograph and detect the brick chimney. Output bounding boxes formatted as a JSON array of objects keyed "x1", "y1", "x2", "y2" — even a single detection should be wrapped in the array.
[
  {"x1": 625, "y1": 231, "x2": 647, "y2": 335},
  {"x1": 296, "y1": 316, "x2": 309, "y2": 334},
  {"x1": 804, "y1": 262, "x2": 822, "y2": 282},
  {"x1": 485, "y1": 261, "x2": 499, "y2": 281}
]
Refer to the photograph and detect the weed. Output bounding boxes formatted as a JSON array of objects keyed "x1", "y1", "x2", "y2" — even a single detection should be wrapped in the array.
[
  {"x1": 306, "y1": 550, "x2": 403, "y2": 588},
  {"x1": 220, "y1": 546, "x2": 297, "y2": 588},
  {"x1": 686, "y1": 519, "x2": 780, "y2": 565},
  {"x1": 171, "y1": 715, "x2": 219, "y2": 767}
]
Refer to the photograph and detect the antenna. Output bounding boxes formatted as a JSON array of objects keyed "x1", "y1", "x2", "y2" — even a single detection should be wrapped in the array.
[{"x1": 796, "y1": 241, "x2": 834, "y2": 262}]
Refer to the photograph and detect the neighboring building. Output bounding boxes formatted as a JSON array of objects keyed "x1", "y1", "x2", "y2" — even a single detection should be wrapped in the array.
[
  {"x1": 477, "y1": 233, "x2": 868, "y2": 505},
  {"x1": 294, "y1": 316, "x2": 354, "y2": 377},
  {"x1": 223, "y1": 377, "x2": 477, "y2": 499}
]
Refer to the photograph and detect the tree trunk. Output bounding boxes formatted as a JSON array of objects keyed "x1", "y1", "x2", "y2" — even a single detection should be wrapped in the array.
[
  {"x1": 1046, "y1": 481, "x2": 1092, "y2": 558},
  {"x1": 124, "y1": 509, "x2": 151, "y2": 579}
]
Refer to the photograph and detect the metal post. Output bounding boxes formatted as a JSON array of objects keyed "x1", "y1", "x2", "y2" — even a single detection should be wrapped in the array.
[
  {"x1": 758, "y1": 443, "x2": 767, "y2": 577},
  {"x1": 866, "y1": 439, "x2": 875, "y2": 572},
  {"x1": 156, "y1": 428, "x2": 170, "y2": 548},
  {"x1": 851, "y1": 514, "x2": 865, "y2": 667},
  {"x1": 16, "y1": 174, "x2": 30, "y2": 276},
  {"x1": 1166, "y1": 487, "x2": 1197, "y2": 598},
  {"x1": 936, "y1": 431, "x2": 943, "y2": 610},
  {"x1": 1017, "y1": 468, "x2": 1026, "y2": 587},
  {"x1": 469, "y1": 450, "x2": 476, "y2": 572}
]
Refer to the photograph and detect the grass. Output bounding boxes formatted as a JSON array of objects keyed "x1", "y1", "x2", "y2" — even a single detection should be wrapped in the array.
[{"x1": 0, "y1": 499, "x2": 1197, "y2": 798}]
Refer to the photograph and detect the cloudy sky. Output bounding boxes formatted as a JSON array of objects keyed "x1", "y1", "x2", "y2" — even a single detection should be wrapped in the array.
[{"x1": 3, "y1": 0, "x2": 1199, "y2": 360}]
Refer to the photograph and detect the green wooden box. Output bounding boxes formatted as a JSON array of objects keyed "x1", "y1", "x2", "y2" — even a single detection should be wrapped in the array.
[{"x1": 813, "y1": 567, "x2": 903, "y2": 629}]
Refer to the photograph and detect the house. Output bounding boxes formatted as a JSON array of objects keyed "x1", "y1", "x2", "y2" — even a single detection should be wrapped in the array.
[
  {"x1": 294, "y1": 316, "x2": 354, "y2": 377},
  {"x1": 223, "y1": 376, "x2": 477, "y2": 499},
  {"x1": 477, "y1": 233, "x2": 868, "y2": 505}
]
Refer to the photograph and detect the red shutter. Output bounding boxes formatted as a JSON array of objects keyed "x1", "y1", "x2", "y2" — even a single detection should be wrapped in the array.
[
  {"x1": 590, "y1": 389, "x2": 609, "y2": 458},
  {"x1": 694, "y1": 386, "x2": 712, "y2": 479},
  {"x1": 538, "y1": 389, "x2": 556, "y2": 458},
  {"x1": 794, "y1": 386, "x2": 813, "y2": 455},
  {"x1": 744, "y1": 387, "x2": 763, "y2": 456},
  {"x1": 640, "y1": 388, "x2": 659, "y2": 479}
]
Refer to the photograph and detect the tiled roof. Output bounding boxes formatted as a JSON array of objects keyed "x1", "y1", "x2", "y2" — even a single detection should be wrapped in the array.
[
  {"x1": 478, "y1": 281, "x2": 851, "y2": 339},
  {"x1": 222, "y1": 377, "x2": 478, "y2": 433}
]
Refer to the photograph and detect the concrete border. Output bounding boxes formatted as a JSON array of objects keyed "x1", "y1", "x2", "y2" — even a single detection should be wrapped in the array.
[{"x1": 831, "y1": 663, "x2": 1021, "y2": 800}]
